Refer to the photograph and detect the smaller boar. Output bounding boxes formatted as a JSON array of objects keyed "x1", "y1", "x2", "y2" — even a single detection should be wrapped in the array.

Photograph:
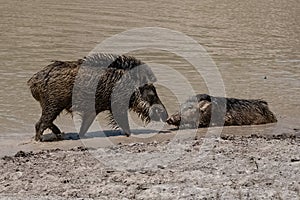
[{"x1": 167, "y1": 94, "x2": 277, "y2": 128}]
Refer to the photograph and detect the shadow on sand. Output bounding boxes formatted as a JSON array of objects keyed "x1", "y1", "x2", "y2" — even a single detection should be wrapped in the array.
[{"x1": 41, "y1": 128, "x2": 171, "y2": 142}]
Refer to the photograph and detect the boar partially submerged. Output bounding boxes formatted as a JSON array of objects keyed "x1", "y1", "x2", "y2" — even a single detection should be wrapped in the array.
[
  {"x1": 167, "y1": 94, "x2": 277, "y2": 128},
  {"x1": 28, "y1": 53, "x2": 168, "y2": 141}
]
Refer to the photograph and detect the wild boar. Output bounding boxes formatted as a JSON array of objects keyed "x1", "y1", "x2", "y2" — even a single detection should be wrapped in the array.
[
  {"x1": 167, "y1": 94, "x2": 277, "y2": 128},
  {"x1": 28, "y1": 53, "x2": 168, "y2": 141}
]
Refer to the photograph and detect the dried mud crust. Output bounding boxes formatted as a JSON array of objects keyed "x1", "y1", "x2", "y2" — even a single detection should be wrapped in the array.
[{"x1": 0, "y1": 134, "x2": 299, "y2": 199}]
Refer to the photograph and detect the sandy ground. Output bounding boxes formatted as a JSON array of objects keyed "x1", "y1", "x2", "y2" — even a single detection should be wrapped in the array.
[{"x1": 0, "y1": 126, "x2": 299, "y2": 200}]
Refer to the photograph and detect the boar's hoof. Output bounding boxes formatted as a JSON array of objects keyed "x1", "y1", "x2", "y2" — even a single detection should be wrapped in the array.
[
  {"x1": 35, "y1": 134, "x2": 42, "y2": 142},
  {"x1": 55, "y1": 133, "x2": 64, "y2": 140},
  {"x1": 124, "y1": 132, "x2": 131, "y2": 137}
]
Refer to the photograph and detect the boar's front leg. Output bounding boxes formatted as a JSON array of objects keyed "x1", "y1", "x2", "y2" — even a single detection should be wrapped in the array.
[
  {"x1": 111, "y1": 108, "x2": 131, "y2": 137},
  {"x1": 118, "y1": 112, "x2": 131, "y2": 137},
  {"x1": 78, "y1": 113, "x2": 96, "y2": 138}
]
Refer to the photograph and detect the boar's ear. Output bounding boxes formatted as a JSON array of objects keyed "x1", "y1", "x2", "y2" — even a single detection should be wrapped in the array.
[{"x1": 198, "y1": 100, "x2": 211, "y2": 112}]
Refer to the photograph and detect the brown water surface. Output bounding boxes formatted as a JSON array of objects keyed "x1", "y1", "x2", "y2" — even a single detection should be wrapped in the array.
[{"x1": 0, "y1": 0, "x2": 299, "y2": 155}]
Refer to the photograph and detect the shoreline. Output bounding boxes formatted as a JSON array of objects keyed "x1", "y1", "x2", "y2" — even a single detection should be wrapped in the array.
[{"x1": 1, "y1": 122, "x2": 298, "y2": 156}]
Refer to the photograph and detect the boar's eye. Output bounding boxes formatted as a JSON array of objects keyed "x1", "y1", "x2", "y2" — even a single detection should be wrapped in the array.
[
  {"x1": 142, "y1": 90, "x2": 154, "y2": 98},
  {"x1": 141, "y1": 89, "x2": 157, "y2": 104},
  {"x1": 147, "y1": 90, "x2": 155, "y2": 96}
]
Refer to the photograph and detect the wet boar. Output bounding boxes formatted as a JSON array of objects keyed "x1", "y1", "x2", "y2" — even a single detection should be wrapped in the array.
[
  {"x1": 28, "y1": 53, "x2": 168, "y2": 141},
  {"x1": 167, "y1": 94, "x2": 277, "y2": 128}
]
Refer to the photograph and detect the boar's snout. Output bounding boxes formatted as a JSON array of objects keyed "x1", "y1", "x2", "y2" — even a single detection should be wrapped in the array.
[
  {"x1": 149, "y1": 104, "x2": 168, "y2": 122},
  {"x1": 166, "y1": 111, "x2": 181, "y2": 127}
]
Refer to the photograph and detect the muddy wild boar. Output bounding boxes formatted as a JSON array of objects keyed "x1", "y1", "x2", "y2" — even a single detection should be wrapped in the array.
[
  {"x1": 28, "y1": 53, "x2": 168, "y2": 141},
  {"x1": 167, "y1": 94, "x2": 277, "y2": 128}
]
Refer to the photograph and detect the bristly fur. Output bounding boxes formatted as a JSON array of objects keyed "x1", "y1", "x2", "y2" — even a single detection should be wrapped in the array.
[
  {"x1": 28, "y1": 53, "x2": 166, "y2": 140},
  {"x1": 88, "y1": 53, "x2": 154, "y2": 129},
  {"x1": 83, "y1": 53, "x2": 144, "y2": 70},
  {"x1": 130, "y1": 94, "x2": 151, "y2": 123},
  {"x1": 167, "y1": 94, "x2": 277, "y2": 128},
  {"x1": 106, "y1": 113, "x2": 119, "y2": 130}
]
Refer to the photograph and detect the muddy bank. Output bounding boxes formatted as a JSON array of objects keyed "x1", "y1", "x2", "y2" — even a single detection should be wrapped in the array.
[{"x1": 0, "y1": 132, "x2": 299, "y2": 199}]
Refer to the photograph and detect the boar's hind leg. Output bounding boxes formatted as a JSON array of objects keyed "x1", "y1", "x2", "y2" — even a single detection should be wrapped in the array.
[
  {"x1": 78, "y1": 113, "x2": 96, "y2": 138},
  {"x1": 35, "y1": 107, "x2": 63, "y2": 141},
  {"x1": 49, "y1": 123, "x2": 63, "y2": 139}
]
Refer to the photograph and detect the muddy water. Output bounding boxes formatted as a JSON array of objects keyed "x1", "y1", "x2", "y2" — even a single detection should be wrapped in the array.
[{"x1": 0, "y1": 0, "x2": 299, "y2": 151}]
